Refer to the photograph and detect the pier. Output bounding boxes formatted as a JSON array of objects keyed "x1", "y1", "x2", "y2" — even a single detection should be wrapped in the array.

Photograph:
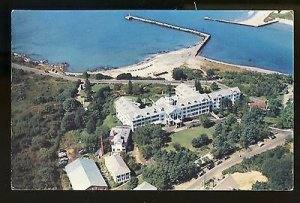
[
  {"x1": 204, "y1": 16, "x2": 279, "y2": 27},
  {"x1": 125, "y1": 14, "x2": 210, "y2": 56}
]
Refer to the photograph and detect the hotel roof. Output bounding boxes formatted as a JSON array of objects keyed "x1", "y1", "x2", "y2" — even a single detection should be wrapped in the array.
[
  {"x1": 115, "y1": 97, "x2": 140, "y2": 120},
  {"x1": 104, "y1": 154, "x2": 131, "y2": 177},
  {"x1": 65, "y1": 158, "x2": 107, "y2": 190},
  {"x1": 208, "y1": 87, "x2": 241, "y2": 99}
]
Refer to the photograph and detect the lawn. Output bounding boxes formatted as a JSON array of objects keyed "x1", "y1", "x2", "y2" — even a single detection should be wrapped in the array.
[
  {"x1": 102, "y1": 113, "x2": 122, "y2": 129},
  {"x1": 165, "y1": 125, "x2": 215, "y2": 152},
  {"x1": 92, "y1": 83, "x2": 111, "y2": 93},
  {"x1": 264, "y1": 116, "x2": 279, "y2": 126}
]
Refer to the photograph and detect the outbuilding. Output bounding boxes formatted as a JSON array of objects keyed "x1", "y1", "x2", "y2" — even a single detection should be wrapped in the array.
[{"x1": 65, "y1": 158, "x2": 108, "y2": 190}]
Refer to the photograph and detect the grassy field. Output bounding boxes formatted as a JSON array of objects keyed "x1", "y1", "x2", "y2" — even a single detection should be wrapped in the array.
[
  {"x1": 200, "y1": 59, "x2": 246, "y2": 74},
  {"x1": 165, "y1": 125, "x2": 215, "y2": 153},
  {"x1": 268, "y1": 11, "x2": 294, "y2": 20},
  {"x1": 92, "y1": 83, "x2": 112, "y2": 93},
  {"x1": 102, "y1": 113, "x2": 122, "y2": 129},
  {"x1": 264, "y1": 116, "x2": 279, "y2": 126},
  {"x1": 11, "y1": 75, "x2": 73, "y2": 114}
]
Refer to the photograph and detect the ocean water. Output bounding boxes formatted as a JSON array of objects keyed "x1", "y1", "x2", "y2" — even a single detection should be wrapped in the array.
[{"x1": 11, "y1": 10, "x2": 293, "y2": 74}]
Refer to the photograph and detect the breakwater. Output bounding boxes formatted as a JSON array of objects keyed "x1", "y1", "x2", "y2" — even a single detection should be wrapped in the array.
[
  {"x1": 125, "y1": 14, "x2": 210, "y2": 56},
  {"x1": 204, "y1": 16, "x2": 279, "y2": 27}
]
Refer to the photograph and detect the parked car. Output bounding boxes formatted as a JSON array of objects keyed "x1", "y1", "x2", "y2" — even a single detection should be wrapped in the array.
[
  {"x1": 224, "y1": 155, "x2": 229, "y2": 160},
  {"x1": 82, "y1": 154, "x2": 89, "y2": 159},
  {"x1": 79, "y1": 148, "x2": 87, "y2": 155},
  {"x1": 258, "y1": 142, "x2": 264, "y2": 147},
  {"x1": 198, "y1": 170, "x2": 205, "y2": 177},
  {"x1": 58, "y1": 160, "x2": 68, "y2": 168},
  {"x1": 58, "y1": 152, "x2": 67, "y2": 158},
  {"x1": 60, "y1": 157, "x2": 69, "y2": 162},
  {"x1": 269, "y1": 135, "x2": 276, "y2": 139},
  {"x1": 207, "y1": 163, "x2": 215, "y2": 170},
  {"x1": 215, "y1": 160, "x2": 222, "y2": 165}
]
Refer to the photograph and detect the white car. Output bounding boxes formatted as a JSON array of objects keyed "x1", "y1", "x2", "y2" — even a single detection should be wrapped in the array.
[
  {"x1": 58, "y1": 152, "x2": 67, "y2": 158},
  {"x1": 258, "y1": 142, "x2": 264, "y2": 147}
]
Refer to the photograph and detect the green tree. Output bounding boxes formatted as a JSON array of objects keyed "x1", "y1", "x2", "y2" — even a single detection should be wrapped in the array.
[
  {"x1": 127, "y1": 176, "x2": 138, "y2": 189},
  {"x1": 136, "y1": 97, "x2": 145, "y2": 108},
  {"x1": 140, "y1": 145, "x2": 153, "y2": 160},
  {"x1": 210, "y1": 82, "x2": 219, "y2": 91},
  {"x1": 143, "y1": 165, "x2": 169, "y2": 190},
  {"x1": 132, "y1": 84, "x2": 144, "y2": 95},
  {"x1": 267, "y1": 98, "x2": 282, "y2": 117},
  {"x1": 212, "y1": 135, "x2": 233, "y2": 158},
  {"x1": 74, "y1": 107, "x2": 85, "y2": 128},
  {"x1": 61, "y1": 112, "x2": 76, "y2": 132},
  {"x1": 95, "y1": 73, "x2": 112, "y2": 80},
  {"x1": 85, "y1": 79, "x2": 92, "y2": 102},
  {"x1": 195, "y1": 80, "x2": 204, "y2": 93},
  {"x1": 191, "y1": 133, "x2": 210, "y2": 148},
  {"x1": 200, "y1": 115, "x2": 212, "y2": 128},
  {"x1": 113, "y1": 83, "x2": 122, "y2": 91},
  {"x1": 252, "y1": 182, "x2": 269, "y2": 191},
  {"x1": 206, "y1": 69, "x2": 216, "y2": 79},
  {"x1": 261, "y1": 154, "x2": 293, "y2": 190},
  {"x1": 277, "y1": 100, "x2": 293, "y2": 129},
  {"x1": 116, "y1": 73, "x2": 133, "y2": 80},
  {"x1": 86, "y1": 118, "x2": 96, "y2": 134},
  {"x1": 173, "y1": 68, "x2": 187, "y2": 80},
  {"x1": 172, "y1": 143, "x2": 181, "y2": 151},
  {"x1": 127, "y1": 80, "x2": 133, "y2": 95},
  {"x1": 62, "y1": 98, "x2": 81, "y2": 112},
  {"x1": 83, "y1": 71, "x2": 89, "y2": 79}
]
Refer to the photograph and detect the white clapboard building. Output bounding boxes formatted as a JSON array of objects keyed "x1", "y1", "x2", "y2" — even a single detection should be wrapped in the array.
[{"x1": 115, "y1": 83, "x2": 240, "y2": 131}]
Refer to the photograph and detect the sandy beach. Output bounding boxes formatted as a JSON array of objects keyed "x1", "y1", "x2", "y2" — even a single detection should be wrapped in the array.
[
  {"x1": 63, "y1": 10, "x2": 291, "y2": 81},
  {"x1": 67, "y1": 42, "x2": 284, "y2": 81},
  {"x1": 238, "y1": 10, "x2": 276, "y2": 27},
  {"x1": 239, "y1": 10, "x2": 293, "y2": 26}
]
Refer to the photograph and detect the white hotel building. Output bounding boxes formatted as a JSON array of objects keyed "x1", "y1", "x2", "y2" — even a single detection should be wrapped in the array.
[{"x1": 115, "y1": 83, "x2": 240, "y2": 131}]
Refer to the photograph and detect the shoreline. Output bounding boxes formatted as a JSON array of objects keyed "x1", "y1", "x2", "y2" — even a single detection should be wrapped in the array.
[
  {"x1": 13, "y1": 11, "x2": 292, "y2": 80},
  {"x1": 15, "y1": 41, "x2": 287, "y2": 81},
  {"x1": 238, "y1": 10, "x2": 293, "y2": 27},
  {"x1": 64, "y1": 43, "x2": 286, "y2": 81}
]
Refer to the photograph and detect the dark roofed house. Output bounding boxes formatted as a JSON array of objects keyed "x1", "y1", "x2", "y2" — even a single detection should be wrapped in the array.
[{"x1": 65, "y1": 158, "x2": 108, "y2": 190}]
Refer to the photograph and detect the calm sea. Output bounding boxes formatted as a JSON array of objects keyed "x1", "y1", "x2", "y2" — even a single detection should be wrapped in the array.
[{"x1": 11, "y1": 10, "x2": 293, "y2": 74}]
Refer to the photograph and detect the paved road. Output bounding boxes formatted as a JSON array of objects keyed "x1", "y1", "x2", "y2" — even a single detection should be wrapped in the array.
[
  {"x1": 183, "y1": 128, "x2": 293, "y2": 190},
  {"x1": 12, "y1": 63, "x2": 231, "y2": 92},
  {"x1": 12, "y1": 63, "x2": 218, "y2": 86}
]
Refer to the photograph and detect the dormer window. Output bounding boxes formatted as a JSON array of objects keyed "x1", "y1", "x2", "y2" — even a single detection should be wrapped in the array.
[
  {"x1": 147, "y1": 112, "x2": 150, "y2": 115},
  {"x1": 188, "y1": 102, "x2": 191, "y2": 105},
  {"x1": 181, "y1": 103, "x2": 184, "y2": 106},
  {"x1": 161, "y1": 108, "x2": 164, "y2": 111},
  {"x1": 194, "y1": 100, "x2": 197, "y2": 103}
]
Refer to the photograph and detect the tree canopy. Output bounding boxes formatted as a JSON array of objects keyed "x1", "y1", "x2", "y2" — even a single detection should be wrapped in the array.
[
  {"x1": 191, "y1": 133, "x2": 210, "y2": 148},
  {"x1": 143, "y1": 148, "x2": 198, "y2": 190}
]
